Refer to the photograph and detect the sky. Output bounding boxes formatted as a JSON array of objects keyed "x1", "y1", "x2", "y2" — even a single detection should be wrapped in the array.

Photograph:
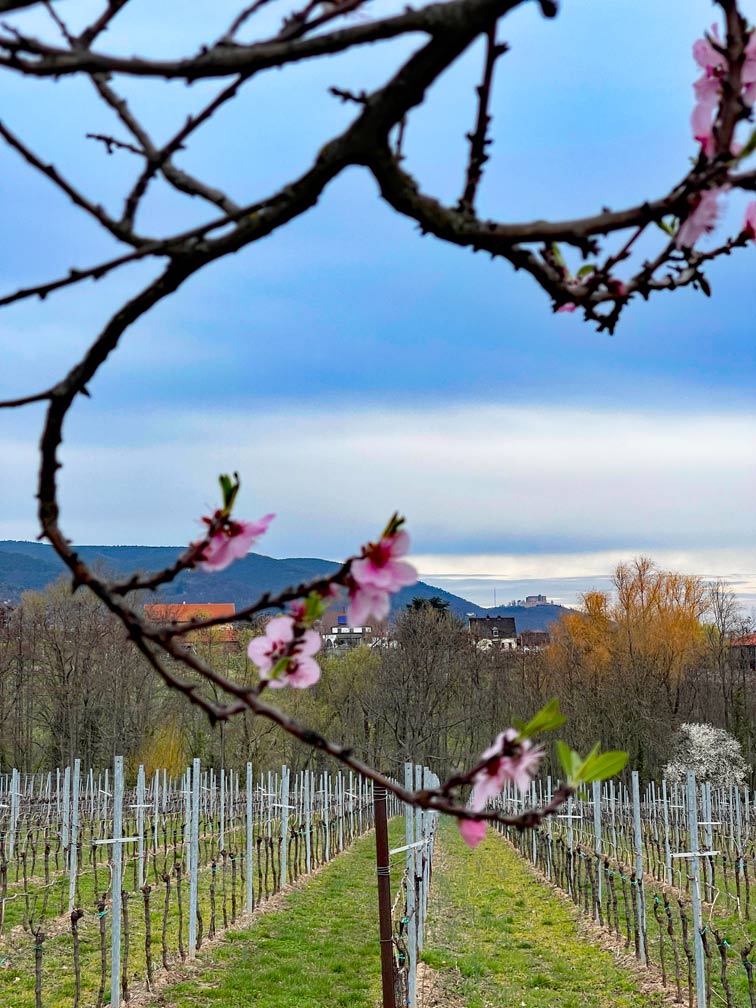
[{"x1": 0, "y1": 0, "x2": 755, "y2": 610}]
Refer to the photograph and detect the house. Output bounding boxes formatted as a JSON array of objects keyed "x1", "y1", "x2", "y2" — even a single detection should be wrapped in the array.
[
  {"x1": 468, "y1": 615, "x2": 517, "y2": 650},
  {"x1": 517, "y1": 629, "x2": 551, "y2": 651},
  {"x1": 730, "y1": 632, "x2": 756, "y2": 671},
  {"x1": 143, "y1": 602, "x2": 240, "y2": 652},
  {"x1": 321, "y1": 610, "x2": 375, "y2": 652}
]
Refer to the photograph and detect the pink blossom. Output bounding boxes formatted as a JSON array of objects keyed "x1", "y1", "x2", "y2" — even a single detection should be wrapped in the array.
[
  {"x1": 458, "y1": 818, "x2": 487, "y2": 849},
  {"x1": 744, "y1": 32, "x2": 756, "y2": 105},
  {"x1": 248, "y1": 616, "x2": 322, "y2": 689},
  {"x1": 197, "y1": 513, "x2": 274, "y2": 572},
  {"x1": 691, "y1": 25, "x2": 756, "y2": 156},
  {"x1": 288, "y1": 599, "x2": 307, "y2": 621},
  {"x1": 351, "y1": 530, "x2": 416, "y2": 592},
  {"x1": 348, "y1": 584, "x2": 392, "y2": 625},
  {"x1": 693, "y1": 24, "x2": 723, "y2": 76},
  {"x1": 743, "y1": 200, "x2": 756, "y2": 238},
  {"x1": 556, "y1": 302, "x2": 576, "y2": 314},
  {"x1": 469, "y1": 730, "x2": 544, "y2": 812},
  {"x1": 270, "y1": 652, "x2": 321, "y2": 689},
  {"x1": 675, "y1": 187, "x2": 727, "y2": 249},
  {"x1": 692, "y1": 24, "x2": 726, "y2": 144},
  {"x1": 347, "y1": 529, "x2": 417, "y2": 624},
  {"x1": 247, "y1": 615, "x2": 295, "y2": 673},
  {"x1": 691, "y1": 101, "x2": 717, "y2": 158}
]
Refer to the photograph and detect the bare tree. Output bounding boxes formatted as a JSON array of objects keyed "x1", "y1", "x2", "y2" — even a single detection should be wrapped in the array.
[{"x1": 3, "y1": 0, "x2": 738, "y2": 818}]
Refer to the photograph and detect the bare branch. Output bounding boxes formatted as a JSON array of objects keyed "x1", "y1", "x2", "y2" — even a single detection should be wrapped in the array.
[
  {"x1": 218, "y1": 0, "x2": 280, "y2": 44},
  {"x1": 0, "y1": 118, "x2": 145, "y2": 247},
  {"x1": 0, "y1": 0, "x2": 46, "y2": 11},
  {"x1": 121, "y1": 74, "x2": 247, "y2": 227},
  {"x1": 76, "y1": 0, "x2": 130, "y2": 49},
  {"x1": 458, "y1": 27, "x2": 507, "y2": 214},
  {"x1": 0, "y1": 0, "x2": 532, "y2": 80}
]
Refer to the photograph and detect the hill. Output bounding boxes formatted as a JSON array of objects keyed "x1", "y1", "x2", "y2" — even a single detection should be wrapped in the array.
[{"x1": 0, "y1": 541, "x2": 571, "y2": 629}]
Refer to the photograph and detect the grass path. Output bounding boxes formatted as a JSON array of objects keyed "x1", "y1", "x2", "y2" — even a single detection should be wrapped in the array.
[
  {"x1": 421, "y1": 822, "x2": 669, "y2": 1008},
  {"x1": 158, "y1": 820, "x2": 671, "y2": 1008},
  {"x1": 158, "y1": 824, "x2": 401, "y2": 1008}
]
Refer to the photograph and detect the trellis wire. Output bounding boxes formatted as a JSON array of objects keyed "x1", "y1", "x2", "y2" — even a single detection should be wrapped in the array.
[
  {"x1": 497, "y1": 770, "x2": 756, "y2": 1008},
  {"x1": 0, "y1": 756, "x2": 390, "y2": 1007},
  {"x1": 390, "y1": 764, "x2": 439, "y2": 1008}
]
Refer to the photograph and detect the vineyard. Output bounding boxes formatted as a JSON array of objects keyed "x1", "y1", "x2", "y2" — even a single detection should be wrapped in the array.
[
  {"x1": 499, "y1": 772, "x2": 756, "y2": 1008},
  {"x1": 6, "y1": 760, "x2": 756, "y2": 1008},
  {"x1": 0, "y1": 758, "x2": 395, "y2": 1007}
]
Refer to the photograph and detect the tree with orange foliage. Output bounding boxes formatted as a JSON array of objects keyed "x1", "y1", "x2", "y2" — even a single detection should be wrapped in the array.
[{"x1": 545, "y1": 558, "x2": 709, "y2": 774}]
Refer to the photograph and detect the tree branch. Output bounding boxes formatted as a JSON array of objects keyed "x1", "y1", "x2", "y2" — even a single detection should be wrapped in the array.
[{"x1": 0, "y1": 0, "x2": 531, "y2": 80}]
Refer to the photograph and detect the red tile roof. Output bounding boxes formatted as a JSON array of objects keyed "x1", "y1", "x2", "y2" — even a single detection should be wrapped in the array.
[
  {"x1": 144, "y1": 603, "x2": 235, "y2": 623},
  {"x1": 144, "y1": 603, "x2": 239, "y2": 644},
  {"x1": 731, "y1": 633, "x2": 756, "y2": 647}
]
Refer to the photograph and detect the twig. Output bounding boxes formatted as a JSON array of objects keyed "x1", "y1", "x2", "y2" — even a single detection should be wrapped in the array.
[{"x1": 458, "y1": 27, "x2": 507, "y2": 214}]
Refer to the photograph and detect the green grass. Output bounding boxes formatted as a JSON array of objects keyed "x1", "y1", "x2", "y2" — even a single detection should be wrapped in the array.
[
  {"x1": 0, "y1": 816, "x2": 363, "y2": 1008},
  {"x1": 14, "y1": 814, "x2": 689, "y2": 1008},
  {"x1": 160, "y1": 822, "x2": 406, "y2": 1008},
  {"x1": 421, "y1": 822, "x2": 669, "y2": 1008}
]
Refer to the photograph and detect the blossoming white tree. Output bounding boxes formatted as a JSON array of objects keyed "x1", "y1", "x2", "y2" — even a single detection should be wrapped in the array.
[
  {"x1": 1, "y1": 0, "x2": 751, "y2": 833},
  {"x1": 664, "y1": 722, "x2": 748, "y2": 788}
]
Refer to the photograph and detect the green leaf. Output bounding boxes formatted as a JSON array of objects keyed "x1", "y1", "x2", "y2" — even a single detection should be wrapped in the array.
[
  {"x1": 579, "y1": 750, "x2": 628, "y2": 783},
  {"x1": 302, "y1": 591, "x2": 328, "y2": 624},
  {"x1": 218, "y1": 472, "x2": 241, "y2": 512},
  {"x1": 656, "y1": 218, "x2": 677, "y2": 237},
  {"x1": 549, "y1": 243, "x2": 566, "y2": 267},
  {"x1": 519, "y1": 698, "x2": 566, "y2": 739},
  {"x1": 268, "y1": 656, "x2": 291, "y2": 681},
  {"x1": 556, "y1": 741, "x2": 581, "y2": 783},
  {"x1": 737, "y1": 126, "x2": 756, "y2": 161},
  {"x1": 576, "y1": 264, "x2": 596, "y2": 278}
]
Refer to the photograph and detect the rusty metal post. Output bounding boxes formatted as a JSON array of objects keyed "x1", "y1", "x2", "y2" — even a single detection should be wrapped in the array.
[{"x1": 374, "y1": 785, "x2": 396, "y2": 1008}]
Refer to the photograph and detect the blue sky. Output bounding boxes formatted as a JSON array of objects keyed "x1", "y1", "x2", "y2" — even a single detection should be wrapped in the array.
[{"x1": 1, "y1": 0, "x2": 754, "y2": 608}]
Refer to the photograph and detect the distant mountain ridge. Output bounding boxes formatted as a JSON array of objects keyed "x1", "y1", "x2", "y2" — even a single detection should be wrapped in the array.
[{"x1": 0, "y1": 541, "x2": 571, "y2": 630}]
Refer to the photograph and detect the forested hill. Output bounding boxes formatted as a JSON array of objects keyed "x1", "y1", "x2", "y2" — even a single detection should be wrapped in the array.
[{"x1": 0, "y1": 541, "x2": 570, "y2": 629}]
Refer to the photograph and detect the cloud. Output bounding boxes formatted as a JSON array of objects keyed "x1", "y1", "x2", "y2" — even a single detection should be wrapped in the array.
[
  {"x1": 3, "y1": 402, "x2": 753, "y2": 566},
  {"x1": 412, "y1": 548, "x2": 756, "y2": 608}
]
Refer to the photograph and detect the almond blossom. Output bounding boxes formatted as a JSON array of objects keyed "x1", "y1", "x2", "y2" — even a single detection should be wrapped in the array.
[
  {"x1": 674, "y1": 186, "x2": 727, "y2": 249},
  {"x1": 743, "y1": 200, "x2": 756, "y2": 238},
  {"x1": 692, "y1": 24, "x2": 726, "y2": 156},
  {"x1": 458, "y1": 818, "x2": 487, "y2": 848},
  {"x1": 691, "y1": 25, "x2": 756, "y2": 157},
  {"x1": 347, "y1": 526, "x2": 417, "y2": 624},
  {"x1": 459, "y1": 729, "x2": 544, "y2": 849},
  {"x1": 196, "y1": 513, "x2": 274, "y2": 572},
  {"x1": 247, "y1": 615, "x2": 322, "y2": 689}
]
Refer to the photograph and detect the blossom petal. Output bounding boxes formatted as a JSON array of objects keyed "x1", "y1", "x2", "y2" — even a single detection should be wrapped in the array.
[{"x1": 459, "y1": 818, "x2": 487, "y2": 848}]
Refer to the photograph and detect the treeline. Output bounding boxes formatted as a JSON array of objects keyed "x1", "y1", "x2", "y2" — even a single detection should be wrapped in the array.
[{"x1": 0, "y1": 559, "x2": 753, "y2": 782}]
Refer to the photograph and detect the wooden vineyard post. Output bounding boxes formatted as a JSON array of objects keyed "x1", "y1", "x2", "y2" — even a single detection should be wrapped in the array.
[
  {"x1": 135, "y1": 764, "x2": 146, "y2": 889},
  {"x1": 593, "y1": 780, "x2": 603, "y2": 919},
  {"x1": 631, "y1": 771, "x2": 647, "y2": 964},
  {"x1": 188, "y1": 758, "x2": 200, "y2": 958},
  {"x1": 246, "y1": 762, "x2": 254, "y2": 914},
  {"x1": 68, "y1": 758, "x2": 80, "y2": 912},
  {"x1": 374, "y1": 785, "x2": 396, "y2": 1008},
  {"x1": 280, "y1": 765, "x2": 290, "y2": 886},
  {"x1": 111, "y1": 756, "x2": 124, "y2": 1008},
  {"x1": 404, "y1": 763, "x2": 418, "y2": 1008},
  {"x1": 304, "y1": 771, "x2": 312, "y2": 875},
  {"x1": 663, "y1": 779, "x2": 673, "y2": 885},
  {"x1": 686, "y1": 772, "x2": 708, "y2": 1008},
  {"x1": 220, "y1": 768, "x2": 226, "y2": 855}
]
